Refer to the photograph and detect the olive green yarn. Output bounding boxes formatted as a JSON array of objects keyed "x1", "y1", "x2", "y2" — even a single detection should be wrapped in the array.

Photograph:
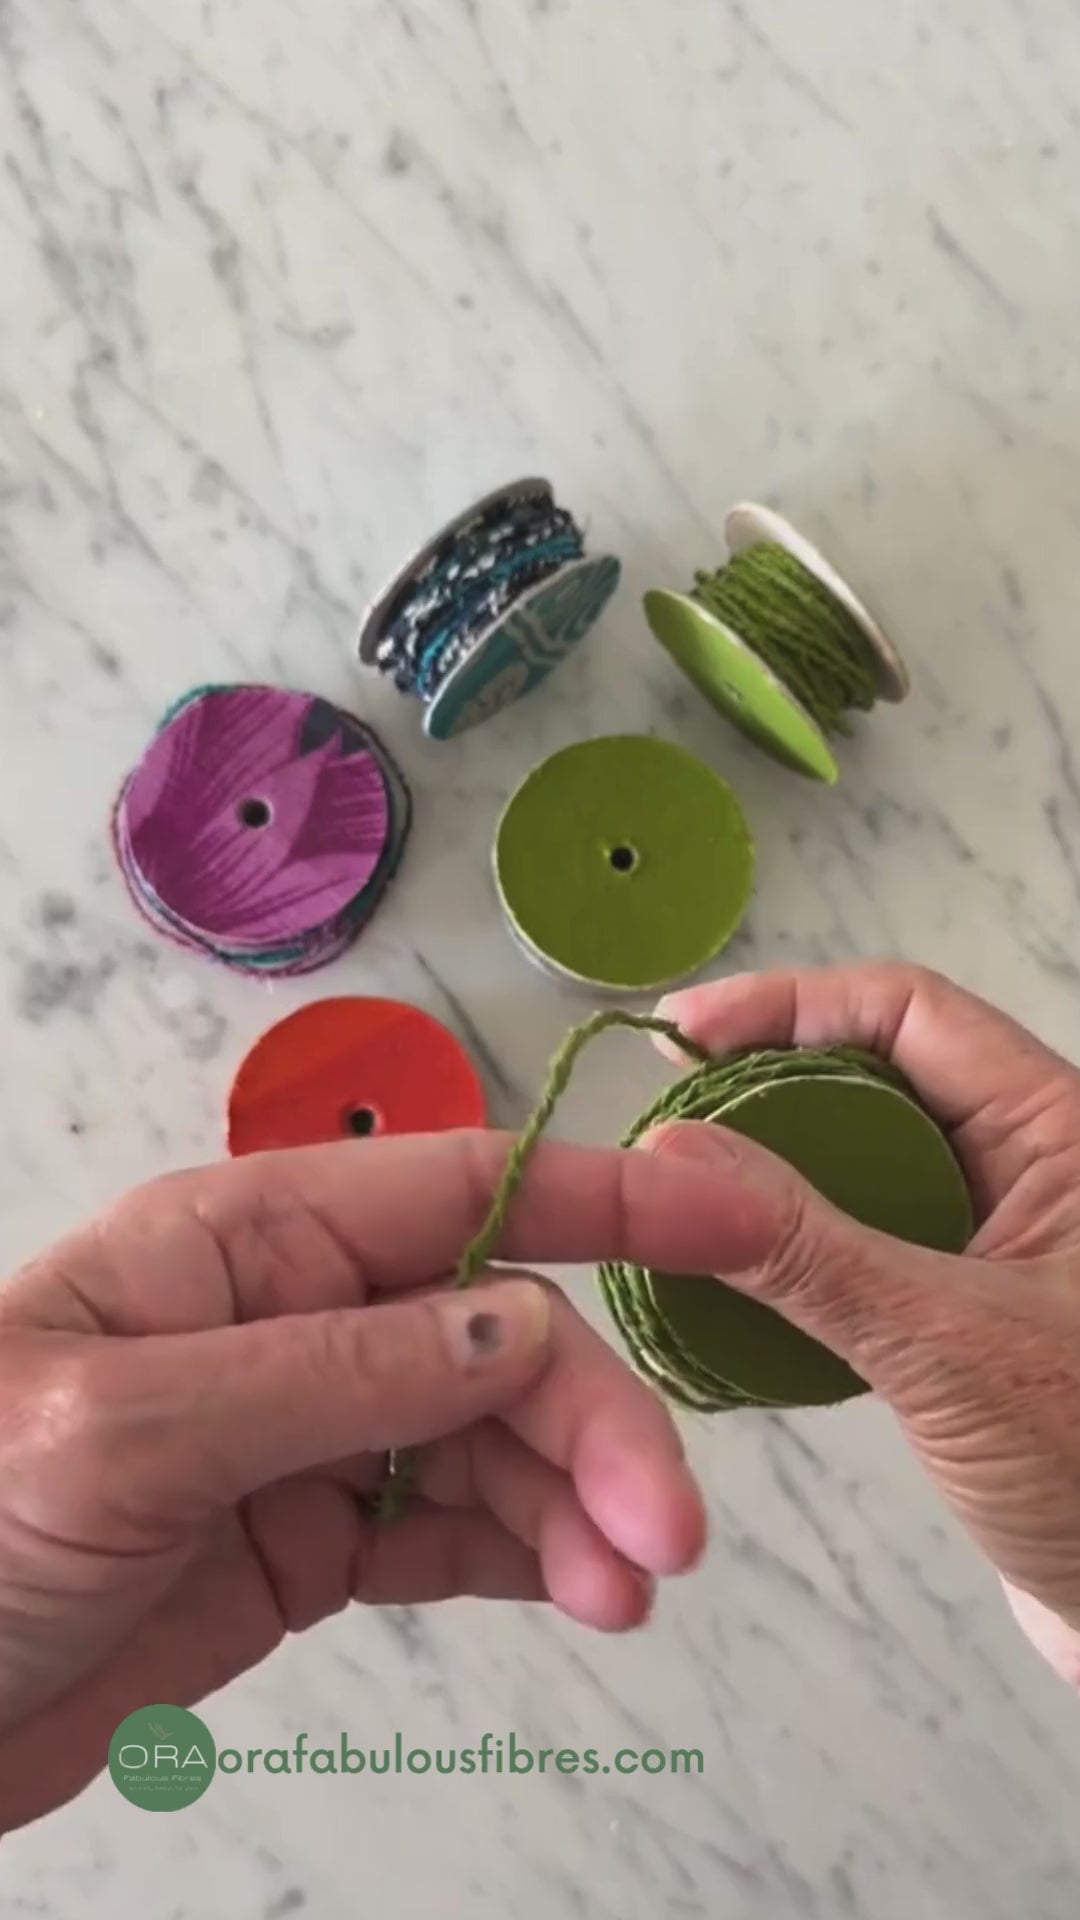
[
  {"x1": 453, "y1": 1012, "x2": 714, "y2": 1282},
  {"x1": 693, "y1": 543, "x2": 878, "y2": 738},
  {"x1": 375, "y1": 1013, "x2": 710, "y2": 1519}
]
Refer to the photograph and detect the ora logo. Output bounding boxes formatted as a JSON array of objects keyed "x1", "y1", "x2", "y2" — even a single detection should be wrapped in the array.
[{"x1": 108, "y1": 1704, "x2": 216, "y2": 1812}]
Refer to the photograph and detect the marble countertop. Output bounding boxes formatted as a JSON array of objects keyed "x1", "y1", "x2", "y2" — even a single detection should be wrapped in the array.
[{"x1": 5, "y1": 0, "x2": 1080, "y2": 1912}]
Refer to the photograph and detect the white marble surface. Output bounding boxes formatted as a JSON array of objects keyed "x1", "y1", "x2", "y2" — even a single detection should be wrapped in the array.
[{"x1": 4, "y1": 0, "x2": 1080, "y2": 1911}]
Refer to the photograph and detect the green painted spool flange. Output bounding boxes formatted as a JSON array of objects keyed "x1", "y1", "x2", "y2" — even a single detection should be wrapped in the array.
[
  {"x1": 494, "y1": 735, "x2": 755, "y2": 994},
  {"x1": 599, "y1": 1045, "x2": 973, "y2": 1410}
]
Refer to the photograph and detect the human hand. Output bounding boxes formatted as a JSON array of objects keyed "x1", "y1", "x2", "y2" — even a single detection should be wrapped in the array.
[
  {"x1": 0, "y1": 1126, "x2": 781, "y2": 1828},
  {"x1": 650, "y1": 962, "x2": 1080, "y2": 1688}
]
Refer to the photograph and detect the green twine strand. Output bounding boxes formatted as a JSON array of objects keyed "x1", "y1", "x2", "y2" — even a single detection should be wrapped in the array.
[
  {"x1": 375, "y1": 1012, "x2": 713, "y2": 1520},
  {"x1": 693, "y1": 543, "x2": 878, "y2": 737},
  {"x1": 451, "y1": 1012, "x2": 714, "y2": 1287}
]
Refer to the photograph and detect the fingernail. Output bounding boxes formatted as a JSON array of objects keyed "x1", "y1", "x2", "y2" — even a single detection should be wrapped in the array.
[
  {"x1": 654, "y1": 989, "x2": 687, "y2": 1020},
  {"x1": 437, "y1": 1279, "x2": 552, "y2": 1371},
  {"x1": 641, "y1": 1120, "x2": 740, "y2": 1167}
]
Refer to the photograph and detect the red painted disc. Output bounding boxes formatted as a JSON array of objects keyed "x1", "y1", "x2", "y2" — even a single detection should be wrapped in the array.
[{"x1": 227, "y1": 997, "x2": 486, "y2": 1155}]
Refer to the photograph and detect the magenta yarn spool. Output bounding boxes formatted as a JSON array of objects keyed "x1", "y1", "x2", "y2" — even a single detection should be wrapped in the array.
[{"x1": 112, "y1": 684, "x2": 411, "y2": 976}]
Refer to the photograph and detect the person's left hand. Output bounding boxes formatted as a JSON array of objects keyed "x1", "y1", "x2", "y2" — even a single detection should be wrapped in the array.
[{"x1": 0, "y1": 1128, "x2": 764, "y2": 1828}]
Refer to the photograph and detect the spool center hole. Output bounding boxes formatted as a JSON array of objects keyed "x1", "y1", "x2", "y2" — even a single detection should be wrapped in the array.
[
  {"x1": 609, "y1": 844, "x2": 638, "y2": 874},
  {"x1": 238, "y1": 797, "x2": 272, "y2": 830},
  {"x1": 345, "y1": 1106, "x2": 379, "y2": 1138}
]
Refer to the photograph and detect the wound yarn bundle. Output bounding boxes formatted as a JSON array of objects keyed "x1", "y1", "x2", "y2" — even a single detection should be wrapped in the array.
[
  {"x1": 645, "y1": 503, "x2": 909, "y2": 784},
  {"x1": 693, "y1": 543, "x2": 877, "y2": 739},
  {"x1": 113, "y1": 684, "x2": 410, "y2": 977},
  {"x1": 596, "y1": 1031, "x2": 972, "y2": 1409},
  {"x1": 358, "y1": 478, "x2": 621, "y2": 740}
]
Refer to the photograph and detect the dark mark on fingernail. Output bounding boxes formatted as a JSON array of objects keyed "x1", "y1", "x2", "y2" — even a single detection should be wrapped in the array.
[{"x1": 467, "y1": 1311, "x2": 502, "y2": 1353}]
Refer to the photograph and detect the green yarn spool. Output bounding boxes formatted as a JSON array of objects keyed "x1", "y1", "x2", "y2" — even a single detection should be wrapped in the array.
[
  {"x1": 598, "y1": 1040, "x2": 973, "y2": 1410},
  {"x1": 494, "y1": 736, "x2": 754, "y2": 994},
  {"x1": 645, "y1": 503, "x2": 909, "y2": 786},
  {"x1": 693, "y1": 545, "x2": 877, "y2": 739},
  {"x1": 376, "y1": 1011, "x2": 974, "y2": 1513}
]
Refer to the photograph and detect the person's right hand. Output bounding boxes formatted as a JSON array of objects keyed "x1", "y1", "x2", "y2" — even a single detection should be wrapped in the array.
[{"x1": 650, "y1": 963, "x2": 1080, "y2": 1687}]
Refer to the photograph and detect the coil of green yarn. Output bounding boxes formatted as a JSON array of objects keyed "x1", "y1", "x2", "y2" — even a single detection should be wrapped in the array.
[
  {"x1": 693, "y1": 545, "x2": 876, "y2": 739},
  {"x1": 645, "y1": 503, "x2": 909, "y2": 785},
  {"x1": 598, "y1": 1036, "x2": 973, "y2": 1410},
  {"x1": 375, "y1": 1011, "x2": 973, "y2": 1514}
]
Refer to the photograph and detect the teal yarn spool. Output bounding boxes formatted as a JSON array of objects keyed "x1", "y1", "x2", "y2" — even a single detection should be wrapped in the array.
[
  {"x1": 645, "y1": 503, "x2": 909, "y2": 785},
  {"x1": 357, "y1": 479, "x2": 620, "y2": 742}
]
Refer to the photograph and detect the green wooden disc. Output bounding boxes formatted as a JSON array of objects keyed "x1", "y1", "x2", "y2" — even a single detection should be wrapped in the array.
[
  {"x1": 643, "y1": 589, "x2": 840, "y2": 785},
  {"x1": 600, "y1": 1052, "x2": 973, "y2": 1411},
  {"x1": 494, "y1": 735, "x2": 755, "y2": 993}
]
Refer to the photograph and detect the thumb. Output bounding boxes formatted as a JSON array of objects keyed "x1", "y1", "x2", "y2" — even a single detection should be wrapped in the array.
[
  {"x1": 649, "y1": 1120, "x2": 965, "y2": 1393},
  {"x1": 127, "y1": 1276, "x2": 552, "y2": 1508}
]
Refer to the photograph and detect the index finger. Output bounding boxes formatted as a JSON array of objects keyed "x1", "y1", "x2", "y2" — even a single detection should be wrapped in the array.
[
  {"x1": 657, "y1": 962, "x2": 1079, "y2": 1211},
  {"x1": 16, "y1": 1131, "x2": 781, "y2": 1337},
  {"x1": 193, "y1": 1131, "x2": 778, "y2": 1309}
]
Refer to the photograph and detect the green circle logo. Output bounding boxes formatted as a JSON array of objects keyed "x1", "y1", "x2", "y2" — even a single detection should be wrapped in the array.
[{"x1": 108, "y1": 1704, "x2": 216, "y2": 1812}]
